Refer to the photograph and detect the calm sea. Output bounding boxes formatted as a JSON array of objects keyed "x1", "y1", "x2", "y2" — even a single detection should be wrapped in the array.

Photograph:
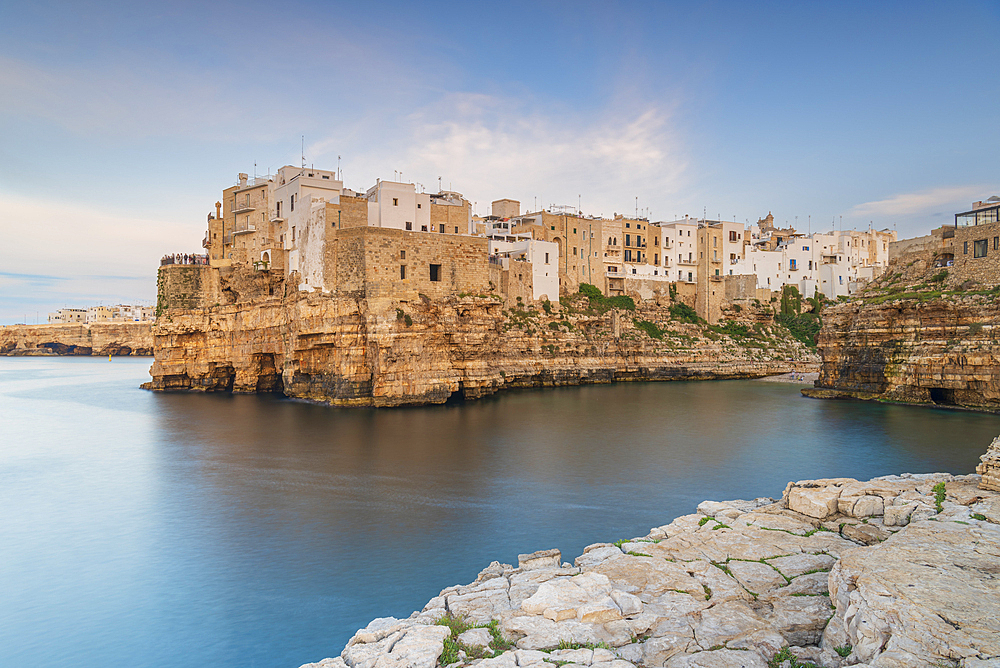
[{"x1": 1, "y1": 357, "x2": 995, "y2": 668}]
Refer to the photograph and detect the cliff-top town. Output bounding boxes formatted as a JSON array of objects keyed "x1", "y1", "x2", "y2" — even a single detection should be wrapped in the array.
[{"x1": 173, "y1": 165, "x2": 1000, "y2": 323}]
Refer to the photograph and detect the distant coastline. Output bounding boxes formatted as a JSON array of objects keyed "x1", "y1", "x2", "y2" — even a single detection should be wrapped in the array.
[{"x1": 0, "y1": 322, "x2": 153, "y2": 356}]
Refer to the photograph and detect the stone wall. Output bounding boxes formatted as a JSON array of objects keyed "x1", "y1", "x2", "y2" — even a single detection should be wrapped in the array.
[
  {"x1": 952, "y1": 220, "x2": 1000, "y2": 286},
  {"x1": 0, "y1": 322, "x2": 153, "y2": 355},
  {"x1": 490, "y1": 261, "x2": 535, "y2": 307},
  {"x1": 157, "y1": 265, "x2": 223, "y2": 311},
  {"x1": 327, "y1": 226, "x2": 490, "y2": 300}
]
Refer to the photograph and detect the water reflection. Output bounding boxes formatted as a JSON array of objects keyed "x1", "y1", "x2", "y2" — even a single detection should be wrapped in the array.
[{"x1": 1, "y1": 358, "x2": 997, "y2": 668}]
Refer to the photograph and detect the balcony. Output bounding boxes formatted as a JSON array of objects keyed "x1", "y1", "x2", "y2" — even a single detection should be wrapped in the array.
[
  {"x1": 730, "y1": 258, "x2": 741, "y2": 264},
  {"x1": 202, "y1": 234, "x2": 211, "y2": 249},
  {"x1": 234, "y1": 223, "x2": 256, "y2": 236},
  {"x1": 677, "y1": 258, "x2": 696, "y2": 265},
  {"x1": 233, "y1": 200, "x2": 256, "y2": 214}
]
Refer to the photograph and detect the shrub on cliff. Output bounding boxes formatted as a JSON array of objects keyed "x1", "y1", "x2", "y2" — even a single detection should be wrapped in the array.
[
  {"x1": 576, "y1": 283, "x2": 635, "y2": 313},
  {"x1": 669, "y1": 302, "x2": 701, "y2": 324},
  {"x1": 777, "y1": 311, "x2": 821, "y2": 347}
]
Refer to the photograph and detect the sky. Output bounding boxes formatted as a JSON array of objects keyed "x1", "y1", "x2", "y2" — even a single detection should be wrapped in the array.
[{"x1": 1, "y1": 0, "x2": 998, "y2": 324}]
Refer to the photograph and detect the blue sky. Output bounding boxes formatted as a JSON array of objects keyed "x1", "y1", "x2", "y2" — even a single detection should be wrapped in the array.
[{"x1": 1, "y1": 0, "x2": 998, "y2": 323}]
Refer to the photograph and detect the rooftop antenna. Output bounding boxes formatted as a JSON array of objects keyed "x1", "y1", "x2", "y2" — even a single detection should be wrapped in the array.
[
  {"x1": 438, "y1": 176, "x2": 442, "y2": 192},
  {"x1": 635, "y1": 196, "x2": 638, "y2": 220},
  {"x1": 301, "y1": 136, "x2": 305, "y2": 169}
]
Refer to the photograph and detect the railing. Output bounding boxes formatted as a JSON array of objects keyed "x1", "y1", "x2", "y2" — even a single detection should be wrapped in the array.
[
  {"x1": 677, "y1": 258, "x2": 696, "y2": 265},
  {"x1": 160, "y1": 253, "x2": 209, "y2": 266},
  {"x1": 730, "y1": 258, "x2": 740, "y2": 264},
  {"x1": 234, "y1": 222, "x2": 256, "y2": 235},
  {"x1": 233, "y1": 200, "x2": 256, "y2": 213},
  {"x1": 202, "y1": 234, "x2": 210, "y2": 249}
]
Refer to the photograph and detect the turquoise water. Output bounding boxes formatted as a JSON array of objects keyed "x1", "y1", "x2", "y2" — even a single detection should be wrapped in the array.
[{"x1": 1, "y1": 357, "x2": 995, "y2": 668}]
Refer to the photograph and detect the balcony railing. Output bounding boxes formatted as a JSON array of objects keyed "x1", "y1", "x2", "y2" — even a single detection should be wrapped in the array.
[
  {"x1": 233, "y1": 200, "x2": 256, "y2": 213},
  {"x1": 234, "y1": 223, "x2": 256, "y2": 235},
  {"x1": 160, "y1": 253, "x2": 209, "y2": 266}
]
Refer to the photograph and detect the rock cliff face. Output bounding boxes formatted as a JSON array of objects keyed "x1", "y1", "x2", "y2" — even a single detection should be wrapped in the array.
[
  {"x1": 144, "y1": 279, "x2": 818, "y2": 406},
  {"x1": 299, "y1": 471, "x2": 1000, "y2": 668},
  {"x1": 803, "y1": 295, "x2": 1000, "y2": 411},
  {"x1": 0, "y1": 322, "x2": 153, "y2": 356}
]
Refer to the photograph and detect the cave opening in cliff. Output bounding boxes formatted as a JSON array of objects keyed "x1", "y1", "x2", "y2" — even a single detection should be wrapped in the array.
[
  {"x1": 252, "y1": 353, "x2": 283, "y2": 394},
  {"x1": 929, "y1": 387, "x2": 956, "y2": 406}
]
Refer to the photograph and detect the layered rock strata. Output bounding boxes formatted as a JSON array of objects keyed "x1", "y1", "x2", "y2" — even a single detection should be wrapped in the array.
[
  {"x1": 301, "y1": 473, "x2": 999, "y2": 668},
  {"x1": 0, "y1": 322, "x2": 153, "y2": 356},
  {"x1": 804, "y1": 294, "x2": 1000, "y2": 412},
  {"x1": 977, "y1": 435, "x2": 1000, "y2": 492},
  {"x1": 144, "y1": 290, "x2": 817, "y2": 407}
]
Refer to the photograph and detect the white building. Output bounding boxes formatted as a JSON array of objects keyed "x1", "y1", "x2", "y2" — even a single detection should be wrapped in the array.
[
  {"x1": 365, "y1": 180, "x2": 431, "y2": 231},
  {"x1": 488, "y1": 233, "x2": 559, "y2": 301}
]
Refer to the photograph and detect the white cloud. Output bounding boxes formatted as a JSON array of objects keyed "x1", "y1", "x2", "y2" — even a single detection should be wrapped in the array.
[
  {"x1": 313, "y1": 92, "x2": 688, "y2": 218},
  {"x1": 849, "y1": 185, "x2": 994, "y2": 220}
]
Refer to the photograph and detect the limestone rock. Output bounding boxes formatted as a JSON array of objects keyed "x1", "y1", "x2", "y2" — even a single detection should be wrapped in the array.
[
  {"x1": 788, "y1": 485, "x2": 843, "y2": 519},
  {"x1": 978, "y1": 435, "x2": 1000, "y2": 492},
  {"x1": 666, "y1": 648, "x2": 768, "y2": 668},
  {"x1": 457, "y1": 628, "x2": 493, "y2": 648},
  {"x1": 519, "y1": 549, "x2": 561, "y2": 571},
  {"x1": 827, "y1": 520, "x2": 1000, "y2": 666}
]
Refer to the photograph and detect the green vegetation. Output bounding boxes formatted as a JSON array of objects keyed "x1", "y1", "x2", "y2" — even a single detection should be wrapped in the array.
[
  {"x1": 435, "y1": 615, "x2": 512, "y2": 665},
  {"x1": 767, "y1": 647, "x2": 818, "y2": 668},
  {"x1": 702, "y1": 584, "x2": 712, "y2": 600},
  {"x1": 972, "y1": 513, "x2": 988, "y2": 521},
  {"x1": 669, "y1": 301, "x2": 701, "y2": 324},
  {"x1": 698, "y1": 516, "x2": 711, "y2": 526},
  {"x1": 930, "y1": 269, "x2": 948, "y2": 283},
  {"x1": 542, "y1": 299, "x2": 553, "y2": 315},
  {"x1": 834, "y1": 644, "x2": 853, "y2": 658},
  {"x1": 634, "y1": 319, "x2": 665, "y2": 339},
  {"x1": 933, "y1": 482, "x2": 946, "y2": 513},
  {"x1": 576, "y1": 283, "x2": 635, "y2": 312}
]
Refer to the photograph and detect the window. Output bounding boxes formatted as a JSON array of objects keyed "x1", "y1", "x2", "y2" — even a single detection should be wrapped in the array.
[
  {"x1": 713, "y1": 237, "x2": 717, "y2": 247},
  {"x1": 688, "y1": 272, "x2": 693, "y2": 282},
  {"x1": 545, "y1": 253, "x2": 549, "y2": 264},
  {"x1": 729, "y1": 231, "x2": 737, "y2": 242},
  {"x1": 789, "y1": 259, "x2": 797, "y2": 270},
  {"x1": 290, "y1": 194, "x2": 295, "y2": 211},
  {"x1": 715, "y1": 269, "x2": 720, "y2": 276},
  {"x1": 625, "y1": 250, "x2": 632, "y2": 261},
  {"x1": 439, "y1": 224, "x2": 445, "y2": 233},
  {"x1": 454, "y1": 226, "x2": 458, "y2": 233},
  {"x1": 573, "y1": 228, "x2": 577, "y2": 234},
  {"x1": 393, "y1": 198, "x2": 398, "y2": 206},
  {"x1": 429, "y1": 264, "x2": 442, "y2": 281},
  {"x1": 625, "y1": 234, "x2": 631, "y2": 246},
  {"x1": 417, "y1": 203, "x2": 421, "y2": 209},
  {"x1": 964, "y1": 241, "x2": 969, "y2": 254},
  {"x1": 839, "y1": 276, "x2": 843, "y2": 285},
  {"x1": 421, "y1": 225, "x2": 428, "y2": 232},
  {"x1": 808, "y1": 260, "x2": 813, "y2": 270},
  {"x1": 400, "y1": 265, "x2": 407, "y2": 279},
  {"x1": 974, "y1": 239, "x2": 988, "y2": 258},
  {"x1": 994, "y1": 237, "x2": 998, "y2": 250},
  {"x1": 626, "y1": 223, "x2": 630, "y2": 228},
  {"x1": 551, "y1": 226, "x2": 555, "y2": 231},
  {"x1": 405, "y1": 222, "x2": 412, "y2": 230},
  {"x1": 400, "y1": 250, "x2": 406, "y2": 259},
  {"x1": 573, "y1": 247, "x2": 577, "y2": 255}
]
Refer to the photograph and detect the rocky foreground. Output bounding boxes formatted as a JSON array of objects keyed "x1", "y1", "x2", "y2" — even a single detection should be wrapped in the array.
[{"x1": 300, "y1": 448, "x2": 1000, "y2": 668}]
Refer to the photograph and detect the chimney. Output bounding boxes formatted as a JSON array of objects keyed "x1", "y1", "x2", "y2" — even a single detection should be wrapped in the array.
[{"x1": 215, "y1": 201, "x2": 222, "y2": 218}]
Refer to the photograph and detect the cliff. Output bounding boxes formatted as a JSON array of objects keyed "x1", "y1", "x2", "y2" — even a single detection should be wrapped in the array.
[
  {"x1": 299, "y1": 470, "x2": 1000, "y2": 668},
  {"x1": 0, "y1": 322, "x2": 153, "y2": 356},
  {"x1": 143, "y1": 268, "x2": 819, "y2": 407},
  {"x1": 803, "y1": 265, "x2": 1000, "y2": 411}
]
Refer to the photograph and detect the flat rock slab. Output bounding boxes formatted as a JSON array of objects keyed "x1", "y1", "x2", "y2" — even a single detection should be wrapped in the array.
[{"x1": 828, "y1": 519, "x2": 1000, "y2": 666}]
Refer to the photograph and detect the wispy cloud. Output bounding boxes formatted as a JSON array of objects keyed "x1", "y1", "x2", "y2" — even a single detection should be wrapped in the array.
[
  {"x1": 313, "y1": 92, "x2": 687, "y2": 217},
  {"x1": 849, "y1": 185, "x2": 994, "y2": 220}
]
